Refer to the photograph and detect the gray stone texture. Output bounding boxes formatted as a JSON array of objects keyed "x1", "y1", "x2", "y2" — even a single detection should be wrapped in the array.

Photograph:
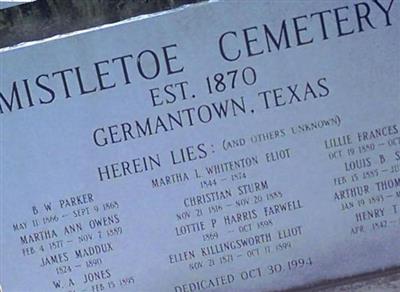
[{"x1": 0, "y1": 0, "x2": 399, "y2": 290}]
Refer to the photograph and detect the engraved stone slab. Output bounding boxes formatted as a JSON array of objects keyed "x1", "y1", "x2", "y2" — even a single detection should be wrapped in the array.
[{"x1": 0, "y1": 1, "x2": 399, "y2": 291}]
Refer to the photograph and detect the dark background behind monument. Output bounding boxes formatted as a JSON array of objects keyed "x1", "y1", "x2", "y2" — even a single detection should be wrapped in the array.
[{"x1": 0, "y1": 0, "x2": 203, "y2": 48}]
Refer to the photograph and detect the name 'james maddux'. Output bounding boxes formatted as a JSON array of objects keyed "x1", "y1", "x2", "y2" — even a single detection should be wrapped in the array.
[{"x1": 39, "y1": 243, "x2": 114, "y2": 267}]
